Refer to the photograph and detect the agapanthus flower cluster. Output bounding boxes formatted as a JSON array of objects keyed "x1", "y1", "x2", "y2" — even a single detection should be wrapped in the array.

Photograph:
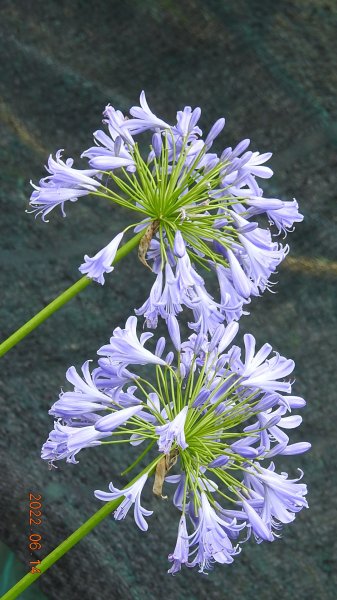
[
  {"x1": 42, "y1": 316, "x2": 310, "y2": 574},
  {"x1": 34, "y1": 93, "x2": 309, "y2": 576},
  {"x1": 29, "y1": 92, "x2": 303, "y2": 334}
]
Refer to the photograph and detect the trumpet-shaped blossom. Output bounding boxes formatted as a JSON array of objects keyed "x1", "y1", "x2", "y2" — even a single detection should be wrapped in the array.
[
  {"x1": 82, "y1": 130, "x2": 135, "y2": 171},
  {"x1": 42, "y1": 317, "x2": 309, "y2": 573},
  {"x1": 239, "y1": 496, "x2": 274, "y2": 542},
  {"x1": 244, "y1": 196, "x2": 303, "y2": 234},
  {"x1": 98, "y1": 316, "x2": 166, "y2": 368},
  {"x1": 95, "y1": 474, "x2": 152, "y2": 531},
  {"x1": 187, "y1": 493, "x2": 240, "y2": 572},
  {"x1": 79, "y1": 232, "x2": 124, "y2": 284},
  {"x1": 49, "y1": 360, "x2": 116, "y2": 418},
  {"x1": 168, "y1": 516, "x2": 190, "y2": 574},
  {"x1": 29, "y1": 150, "x2": 100, "y2": 221},
  {"x1": 121, "y1": 90, "x2": 170, "y2": 135},
  {"x1": 228, "y1": 333, "x2": 295, "y2": 396},
  {"x1": 41, "y1": 421, "x2": 112, "y2": 464},
  {"x1": 243, "y1": 463, "x2": 308, "y2": 530},
  {"x1": 156, "y1": 406, "x2": 189, "y2": 453},
  {"x1": 95, "y1": 405, "x2": 143, "y2": 432}
]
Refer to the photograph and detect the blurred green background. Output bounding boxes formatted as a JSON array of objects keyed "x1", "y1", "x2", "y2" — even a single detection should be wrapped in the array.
[{"x1": 0, "y1": 1, "x2": 336, "y2": 598}]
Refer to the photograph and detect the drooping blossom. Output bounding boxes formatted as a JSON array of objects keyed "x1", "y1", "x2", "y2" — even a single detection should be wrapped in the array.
[
  {"x1": 95, "y1": 474, "x2": 153, "y2": 531},
  {"x1": 79, "y1": 232, "x2": 124, "y2": 284}
]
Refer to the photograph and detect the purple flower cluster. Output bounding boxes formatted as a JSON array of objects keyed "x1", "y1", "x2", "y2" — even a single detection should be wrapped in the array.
[
  {"x1": 136, "y1": 226, "x2": 287, "y2": 336},
  {"x1": 29, "y1": 92, "x2": 303, "y2": 327},
  {"x1": 35, "y1": 92, "x2": 308, "y2": 576},
  {"x1": 42, "y1": 317, "x2": 310, "y2": 574}
]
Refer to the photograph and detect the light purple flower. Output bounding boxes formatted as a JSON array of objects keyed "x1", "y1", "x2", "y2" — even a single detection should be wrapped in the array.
[
  {"x1": 156, "y1": 406, "x2": 189, "y2": 453},
  {"x1": 219, "y1": 144, "x2": 273, "y2": 199},
  {"x1": 173, "y1": 106, "x2": 202, "y2": 141},
  {"x1": 266, "y1": 198, "x2": 304, "y2": 234},
  {"x1": 94, "y1": 405, "x2": 142, "y2": 432},
  {"x1": 79, "y1": 231, "x2": 124, "y2": 284},
  {"x1": 29, "y1": 150, "x2": 100, "y2": 221},
  {"x1": 243, "y1": 406, "x2": 311, "y2": 458},
  {"x1": 229, "y1": 333, "x2": 295, "y2": 394},
  {"x1": 280, "y1": 442, "x2": 311, "y2": 455},
  {"x1": 168, "y1": 516, "x2": 190, "y2": 574},
  {"x1": 215, "y1": 264, "x2": 250, "y2": 322},
  {"x1": 140, "y1": 263, "x2": 179, "y2": 320},
  {"x1": 95, "y1": 473, "x2": 153, "y2": 531},
  {"x1": 230, "y1": 438, "x2": 261, "y2": 459},
  {"x1": 165, "y1": 473, "x2": 186, "y2": 510},
  {"x1": 98, "y1": 316, "x2": 166, "y2": 368},
  {"x1": 121, "y1": 91, "x2": 170, "y2": 135},
  {"x1": 173, "y1": 230, "x2": 186, "y2": 258},
  {"x1": 41, "y1": 421, "x2": 111, "y2": 464},
  {"x1": 93, "y1": 360, "x2": 135, "y2": 393},
  {"x1": 186, "y1": 283, "x2": 225, "y2": 336},
  {"x1": 241, "y1": 151, "x2": 273, "y2": 179},
  {"x1": 167, "y1": 315, "x2": 181, "y2": 351},
  {"x1": 159, "y1": 263, "x2": 186, "y2": 316},
  {"x1": 226, "y1": 249, "x2": 252, "y2": 298},
  {"x1": 166, "y1": 471, "x2": 218, "y2": 512},
  {"x1": 49, "y1": 361, "x2": 115, "y2": 417},
  {"x1": 103, "y1": 105, "x2": 135, "y2": 145},
  {"x1": 244, "y1": 462, "x2": 308, "y2": 529},
  {"x1": 151, "y1": 132, "x2": 163, "y2": 157},
  {"x1": 208, "y1": 455, "x2": 230, "y2": 468},
  {"x1": 82, "y1": 129, "x2": 135, "y2": 171},
  {"x1": 234, "y1": 217, "x2": 288, "y2": 289},
  {"x1": 135, "y1": 270, "x2": 164, "y2": 328},
  {"x1": 240, "y1": 497, "x2": 274, "y2": 542},
  {"x1": 188, "y1": 493, "x2": 240, "y2": 572},
  {"x1": 244, "y1": 196, "x2": 303, "y2": 234},
  {"x1": 205, "y1": 118, "x2": 226, "y2": 147}
]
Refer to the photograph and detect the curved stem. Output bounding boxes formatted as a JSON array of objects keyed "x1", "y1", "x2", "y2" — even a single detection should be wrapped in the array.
[
  {"x1": 1, "y1": 455, "x2": 161, "y2": 600},
  {"x1": 1, "y1": 497, "x2": 123, "y2": 600},
  {"x1": 0, "y1": 230, "x2": 144, "y2": 358}
]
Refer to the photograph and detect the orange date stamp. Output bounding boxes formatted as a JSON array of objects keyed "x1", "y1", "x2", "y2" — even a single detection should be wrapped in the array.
[{"x1": 28, "y1": 493, "x2": 43, "y2": 573}]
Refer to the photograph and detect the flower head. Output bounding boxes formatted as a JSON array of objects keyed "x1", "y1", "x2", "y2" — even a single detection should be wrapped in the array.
[
  {"x1": 42, "y1": 317, "x2": 309, "y2": 573},
  {"x1": 30, "y1": 93, "x2": 302, "y2": 329}
]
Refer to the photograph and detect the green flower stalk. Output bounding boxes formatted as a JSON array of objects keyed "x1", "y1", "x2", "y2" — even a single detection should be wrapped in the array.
[
  {"x1": 1, "y1": 456, "x2": 161, "y2": 600},
  {"x1": 0, "y1": 231, "x2": 143, "y2": 358}
]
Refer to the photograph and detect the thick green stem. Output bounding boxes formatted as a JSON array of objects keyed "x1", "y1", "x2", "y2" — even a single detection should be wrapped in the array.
[
  {"x1": 1, "y1": 456, "x2": 160, "y2": 600},
  {"x1": 1, "y1": 497, "x2": 123, "y2": 600},
  {"x1": 0, "y1": 231, "x2": 143, "y2": 358}
]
